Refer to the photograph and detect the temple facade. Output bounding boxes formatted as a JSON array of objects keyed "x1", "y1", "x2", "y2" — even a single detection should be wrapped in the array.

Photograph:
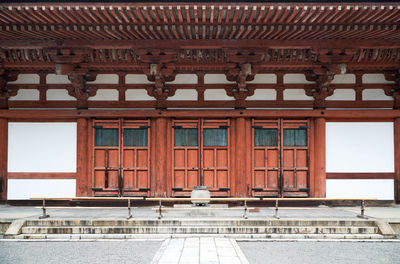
[{"x1": 0, "y1": 1, "x2": 399, "y2": 202}]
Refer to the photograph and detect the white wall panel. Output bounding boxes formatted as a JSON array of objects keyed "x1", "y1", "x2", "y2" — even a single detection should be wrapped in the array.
[
  {"x1": 326, "y1": 179, "x2": 394, "y2": 200},
  {"x1": 204, "y1": 74, "x2": 234, "y2": 84},
  {"x1": 9, "y1": 89, "x2": 39, "y2": 101},
  {"x1": 125, "y1": 74, "x2": 152, "y2": 84},
  {"x1": 331, "y1": 74, "x2": 356, "y2": 84},
  {"x1": 326, "y1": 89, "x2": 355, "y2": 101},
  {"x1": 283, "y1": 89, "x2": 313, "y2": 100},
  {"x1": 284, "y1": 74, "x2": 314, "y2": 84},
  {"x1": 125, "y1": 89, "x2": 155, "y2": 101},
  {"x1": 363, "y1": 89, "x2": 393, "y2": 101},
  {"x1": 362, "y1": 74, "x2": 394, "y2": 84},
  {"x1": 46, "y1": 74, "x2": 70, "y2": 84},
  {"x1": 326, "y1": 122, "x2": 394, "y2": 172},
  {"x1": 7, "y1": 179, "x2": 76, "y2": 200},
  {"x1": 88, "y1": 89, "x2": 119, "y2": 101},
  {"x1": 47, "y1": 89, "x2": 76, "y2": 101},
  {"x1": 87, "y1": 74, "x2": 118, "y2": 84},
  {"x1": 8, "y1": 122, "x2": 77, "y2": 172},
  {"x1": 248, "y1": 74, "x2": 277, "y2": 84},
  {"x1": 247, "y1": 89, "x2": 276, "y2": 100},
  {"x1": 168, "y1": 90, "x2": 197, "y2": 100},
  {"x1": 204, "y1": 89, "x2": 233, "y2": 101},
  {"x1": 8, "y1": 74, "x2": 40, "y2": 84},
  {"x1": 170, "y1": 74, "x2": 198, "y2": 84}
]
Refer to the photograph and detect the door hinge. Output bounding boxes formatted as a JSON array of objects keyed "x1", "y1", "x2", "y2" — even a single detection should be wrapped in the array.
[
  {"x1": 252, "y1": 188, "x2": 263, "y2": 191},
  {"x1": 139, "y1": 188, "x2": 150, "y2": 192},
  {"x1": 92, "y1": 187, "x2": 103, "y2": 191},
  {"x1": 139, "y1": 126, "x2": 150, "y2": 129},
  {"x1": 219, "y1": 125, "x2": 230, "y2": 129},
  {"x1": 219, "y1": 187, "x2": 230, "y2": 191},
  {"x1": 172, "y1": 187, "x2": 183, "y2": 191}
]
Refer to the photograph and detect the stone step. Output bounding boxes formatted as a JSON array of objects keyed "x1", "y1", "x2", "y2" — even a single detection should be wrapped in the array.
[
  {"x1": 13, "y1": 233, "x2": 387, "y2": 240},
  {"x1": 24, "y1": 219, "x2": 377, "y2": 228},
  {"x1": 21, "y1": 225, "x2": 379, "y2": 235}
]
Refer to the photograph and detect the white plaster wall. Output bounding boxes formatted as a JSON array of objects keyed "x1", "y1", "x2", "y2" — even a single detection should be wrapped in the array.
[
  {"x1": 326, "y1": 89, "x2": 355, "y2": 101},
  {"x1": 363, "y1": 89, "x2": 393, "y2": 101},
  {"x1": 326, "y1": 122, "x2": 394, "y2": 173},
  {"x1": 168, "y1": 90, "x2": 197, "y2": 101},
  {"x1": 46, "y1": 89, "x2": 76, "y2": 101},
  {"x1": 331, "y1": 74, "x2": 356, "y2": 84},
  {"x1": 126, "y1": 74, "x2": 152, "y2": 84},
  {"x1": 88, "y1": 89, "x2": 119, "y2": 101},
  {"x1": 283, "y1": 74, "x2": 314, "y2": 84},
  {"x1": 204, "y1": 74, "x2": 235, "y2": 84},
  {"x1": 8, "y1": 74, "x2": 40, "y2": 84},
  {"x1": 7, "y1": 179, "x2": 76, "y2": 200},
  {"x1": 8, "y1": 122, "x2": 77, "y2": 172},
  {"x1": 247, "y1": 89, "x2": 276, "y2": 100},
  {"x1": 326, "y1": 179, "x2": 394, "y2": 200},
  {"x1": 170, "y1": 74, "x2": 198, "y2": 84},
  {"x1": 126, "y1": 89, "x2": 155, "y2": 101},
  {"x1": 362, "y1": 74, "x2": 394, "y2": 84},
  {"x1": 283, "y1": 89, "x2": 313, "y2": 100},
  {"x1": 46, "y1": 74, "x2": 70, "y2": 84},
  {"x1": 9, "y1": 89, "x2": 39, "y2": 101},
  {"x1": 204, "y1": 89, "x2": 233, "y2": 101},
  {"x1": 248, "y1": 74, "x2": 277, "y2": 84},
  {"x1": 87, "y1": 74, "x2": 118, "y2": 84}
]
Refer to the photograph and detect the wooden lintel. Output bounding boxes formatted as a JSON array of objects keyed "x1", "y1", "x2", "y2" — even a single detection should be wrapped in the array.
[
  {"x1": 2, "y1": 109, "x2": 400, "y2": 120},
  {"x1": 1, "y1": 39, "x2": 400, "y2": 50}
]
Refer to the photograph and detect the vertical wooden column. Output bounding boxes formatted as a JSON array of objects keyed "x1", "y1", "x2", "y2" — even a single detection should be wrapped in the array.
[
  {"x1": 0, "y1": 118, "x2": 7, "y2": 200},
  {"x1": 313, "y1": 117, "x2": 326, "y2": 197},
  {"x1": 394, "y1": 118, "x2": 400, "y2": 203},
  {"x1": 151, "y1": 117, "x2": 169, "y2": 197},
  {"x1": 76, "y1": 118, "x2": 89, "y2": 196},
  {"x1": 234, "y1": 117, "x2": 248, "y2": 197}
]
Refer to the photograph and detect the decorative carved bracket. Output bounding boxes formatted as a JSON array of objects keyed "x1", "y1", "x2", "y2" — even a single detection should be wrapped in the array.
[
  {"x1": 67, "y1": 70, "x2": 97, "y2": 109},
  {"x1": 0, "y1": 67, "x2": 18, "y2": 109},
  {"x1": 138, "y1": 49, "x2": 177, "y2": 108},
  {"x1": 47, "y1": 48, "x2": 90, "y2": 75},
  {"x1": 384, "y1": 69, "x2": 400, "y2": 109},
  {"x1": 305, "y1": 49, "x2": 355, "y2": 109},
  {"x1": 224, "y1": 49, "x2": 264, "y2": 108}
]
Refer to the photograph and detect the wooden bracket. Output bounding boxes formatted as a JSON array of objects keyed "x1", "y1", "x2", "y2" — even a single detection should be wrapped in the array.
[
  {"x1": 67, "y1": 70, "x2": 98, "y2": 109},
  {"x1": 384, "y1": 69, "x2": 400, "y2": 109}
]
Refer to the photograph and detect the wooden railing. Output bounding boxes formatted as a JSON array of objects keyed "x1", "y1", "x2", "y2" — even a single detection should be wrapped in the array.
[{"x1": 30, "y1": 197, "x2": 376, "y2": 220}]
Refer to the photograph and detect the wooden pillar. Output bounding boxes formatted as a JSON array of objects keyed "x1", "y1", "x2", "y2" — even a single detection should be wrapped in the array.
[
  {"x1": 313, "y1": 117, "x2": 326, "y2": 197},
  {"x1": 234, "y1": 117, "x2": 247, "y2": 197},
  {"x1": 0, "y1": 118, "x2": 7, "y2": 200},
  {"x1": 151, "y1": 117, "x2": 169, "y2": 197},
  {"x1": 76, "y1": 118, "x2": 89, "y2": 196},
  {"x1": 394, "y1": 118, "x2": 400, "y2": 203}
]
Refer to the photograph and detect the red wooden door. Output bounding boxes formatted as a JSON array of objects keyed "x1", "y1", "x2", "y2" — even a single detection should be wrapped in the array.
[
  {"x1": 252, "y1": 119, "x2": 309, "y2": 197},
  {"x1": 92, "y1": 119, "x2": 150, "y2": 197},
  {"x1": 172, "y1": 119, "x2": 230, "y2": 196}
]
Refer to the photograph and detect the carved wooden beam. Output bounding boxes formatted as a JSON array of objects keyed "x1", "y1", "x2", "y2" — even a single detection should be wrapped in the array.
[
  {"x1": 0, "y1": 67, "x2": 18, "y2": 109},
  {"x1": 67, "y1": 70, "x2": 97, "y2": 109},
  {"x1": 384, "y1": 69, "x2": 400, "y2": 109}
]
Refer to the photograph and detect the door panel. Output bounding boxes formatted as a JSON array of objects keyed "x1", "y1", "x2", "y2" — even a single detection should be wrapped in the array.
[
  {"x1": 252, "y1": 119, "x2": 310, "y2": 197},
  {"x1": 92, "y1": 119, "x2": 150, "y2": 197},
  {"x1": 172, "y1": 119, "x2": 230, "y2": 196}
]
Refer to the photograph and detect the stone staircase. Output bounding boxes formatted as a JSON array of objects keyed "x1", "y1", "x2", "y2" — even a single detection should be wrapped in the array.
[{"x1": 6, "y1": 219, "x2": 396, "y2": 240}]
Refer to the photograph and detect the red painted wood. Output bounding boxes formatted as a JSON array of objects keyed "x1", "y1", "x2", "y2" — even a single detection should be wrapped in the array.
[
  {"x1": 326, "y1": 173, "x2": 394, "y2": 179},
  {"x1": 235, "y1": 117, "x2": 247, "y2": 197},
  {"x1": 8, "y1": 173, "x2": 77, "y2": 179},
  {"x1": 394, "y1": 118, "x2": 400, "y2": 203},
  {"x1": 0, "y1": 118, "x2": 7, "y2": 200},
  {"x1": 314, "y1": 117, "x2": 326, "y2": 197},
  {"x1": 153, "y1": 117, "x2": 168, "y2": 197},
  {"x1": 77, "y1": 118, "x2": 89, "y2": 196}
]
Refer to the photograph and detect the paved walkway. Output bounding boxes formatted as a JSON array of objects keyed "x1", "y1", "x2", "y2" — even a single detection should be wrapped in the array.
[{"x1": 151, "y1": 237, "x2": 249, "y2": 264}]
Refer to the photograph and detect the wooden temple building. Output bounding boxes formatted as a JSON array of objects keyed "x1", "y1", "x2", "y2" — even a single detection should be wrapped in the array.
[{"x1": 0, "y1": 1, "x2": 399, "y2": 202}]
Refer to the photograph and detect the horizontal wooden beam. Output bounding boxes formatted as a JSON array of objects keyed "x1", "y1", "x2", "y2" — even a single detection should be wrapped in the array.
[
  {"x1": 2, "y1": 109, "x2": 400, "y2": 120},
  {"x1": 8, "y1": 173, "x2": 77, "y2": 179},
  {"x1": 1, "y1": 39, "x2": 400, "y2": 50},
  {"x1": 326, "y1": 173, "x2": 395, "y2": 180}
]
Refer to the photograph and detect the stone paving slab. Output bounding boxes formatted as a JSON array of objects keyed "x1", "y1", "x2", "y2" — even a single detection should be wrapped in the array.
[{"x1": 151, "y1": 237, "x2": 249, "y2": 264}]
